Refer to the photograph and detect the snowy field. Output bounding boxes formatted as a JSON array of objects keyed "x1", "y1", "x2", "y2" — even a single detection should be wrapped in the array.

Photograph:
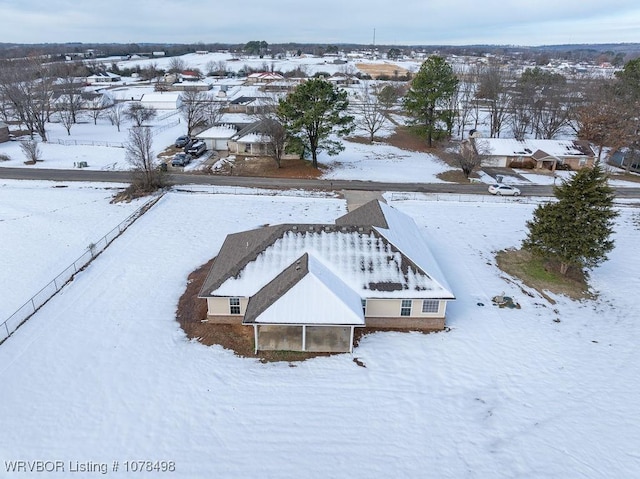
[
  {"x1": 0, "y1": 180, "x2": 145, "y2": 318},
  {"x1": 1, "y1": 187, "x2": 639, "y2": 478}
]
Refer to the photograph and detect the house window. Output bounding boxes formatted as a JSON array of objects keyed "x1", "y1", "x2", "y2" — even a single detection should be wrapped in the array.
[
  {"x1": 361, "y1": 299, "x2": 367, "y2": 313},
  {"x1": 229, "y1": 297, "x2": 241, "y2": 315},
  {"x1": 422, "y1": 300, "x2": 439, "y2": 313},
  {"x1": 400, "y1": 299, "x2": 412, "y2": 317}
]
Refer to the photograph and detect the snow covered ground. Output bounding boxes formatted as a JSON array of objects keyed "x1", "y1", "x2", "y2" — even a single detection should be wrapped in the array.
[
  {"x1": 0, "y1": 180, "x2": 144, "y2": 318},
  {"x1": 1, "y1": 186, "x2": 639, "y2": 478}
]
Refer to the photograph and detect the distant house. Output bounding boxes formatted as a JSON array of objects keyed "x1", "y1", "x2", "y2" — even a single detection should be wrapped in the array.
[
  {"x1": 227, "y1": 96, "x2": 260, "y2": 114},
  {"x1": 473, "y1": 138, "x2": 596, "y2": 171},
  {"x1": 609, "y1": 149, "x2": 640, "y2": 173},
  {"x1": 86, "y1": 72, "x2": 121, "y2": 85},
  {"x1": 246, "y1": 72, "x2": 285, "y2": 84},
  {"x1": 140, "y1": 92, "x2": 182, "y2": 110},
  {"x1": 198, "y1": 200, "x2": 455, "y2": 353}
]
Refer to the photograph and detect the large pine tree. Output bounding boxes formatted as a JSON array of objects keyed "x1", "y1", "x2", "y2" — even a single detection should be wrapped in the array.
[{"x1": 522, "y1": 163, "x2": 618, "y2": 275}]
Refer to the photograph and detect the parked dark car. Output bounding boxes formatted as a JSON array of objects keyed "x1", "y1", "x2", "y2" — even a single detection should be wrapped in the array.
[
  {"x1": 174, "y1": 135, "x2": 190, "y2": 148},
  {"x1": 171, "y1": 152, "x2": 192, "y2": 167},
  {"x1": 186, "y1": 140, "x2": 207, "y2": 158}
]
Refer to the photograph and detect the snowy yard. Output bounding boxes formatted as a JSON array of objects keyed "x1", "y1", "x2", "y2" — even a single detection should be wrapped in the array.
[
  {"x1": 1, "y1": 186, "x2": 639, "y2": 478},
  {"x1": 0, "y1": 180, "x2": 144, "y2": 318}
]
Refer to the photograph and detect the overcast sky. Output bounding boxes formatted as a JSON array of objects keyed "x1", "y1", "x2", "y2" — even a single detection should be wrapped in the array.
[{"x1": 1, "y1": 0, "x2": 639, "y2": 46}]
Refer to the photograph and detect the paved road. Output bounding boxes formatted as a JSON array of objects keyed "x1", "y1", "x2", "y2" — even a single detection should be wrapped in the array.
[{"x1": 2, "y1": 166, "x2": 640, "y2": 198}]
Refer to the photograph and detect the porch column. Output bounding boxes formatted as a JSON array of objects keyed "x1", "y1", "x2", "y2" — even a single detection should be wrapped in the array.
[
  {"x1": 253, "y1": 325, "x2": 259, "y2": 354},
  {"x1": 302, "y1": 325, "x2": 306, "y2": 351},
  {"x1": 349, "y1": 326, "x2": 355, "y2": 353}
]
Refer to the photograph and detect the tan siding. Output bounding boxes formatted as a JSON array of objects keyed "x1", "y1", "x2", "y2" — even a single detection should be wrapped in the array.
[
  {"x1": 365, "y1": 299, "x2": 446, "y2": 318},
  {"x1": 206, "y1": 297, "x2": 248, "y2": 315},
  {"x1": 366, "y1": 299, "x2": 403, "y2": 317}
]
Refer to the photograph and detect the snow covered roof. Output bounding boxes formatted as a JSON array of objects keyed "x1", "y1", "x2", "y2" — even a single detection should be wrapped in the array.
[
  {"x1": 244, "y1": 253, "x2": 364, "y2": 325},
  {"x1": 196, "y1": 124, "x2": 238, "y2": 139},
  {"x1": 200, "y1": 201, "x2": 454, "y2": 300},
  {"x1": 87, "y1": 71, "x2": 121, "y2": 80},
  {"x1": 480, "y1": 138, "x2": 595, "y2": 158},
  {"x1": 247, "y1": 72, "x2": 285, "y2": 81}
]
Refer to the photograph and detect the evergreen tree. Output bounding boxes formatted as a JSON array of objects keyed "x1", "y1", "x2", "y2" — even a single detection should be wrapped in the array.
[
  {"x1": 403, "y1": 55, "x2": 458, "y2": 147},
  {"x1": 522, "y1": 163, "x2": 618, "y2": 275},
  {"x1": 277, "y1": 78, "x2": 354, "y2": 168}
]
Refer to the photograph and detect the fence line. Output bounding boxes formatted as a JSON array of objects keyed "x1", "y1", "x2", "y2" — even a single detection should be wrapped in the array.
[
  {"x1": 52, "y1": 138, "x2": 125, "y2": 148},
  {"x1": 156, "y1": 110, "x2": 179, "y2": 121},
  {"x1": 151, "y1": 119, "x2": 180, "y2": 136},
  {"x1": 0, "y1": 195, "x2": 163, "y2": 346}
]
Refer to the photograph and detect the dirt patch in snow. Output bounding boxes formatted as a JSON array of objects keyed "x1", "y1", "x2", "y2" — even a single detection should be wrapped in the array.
[
  {"x1": 176, "y1": 258, "x2": 331, "y2": 362},
  {"x1": 355, "y1": 63, "x2": 411, "y2": 79}
]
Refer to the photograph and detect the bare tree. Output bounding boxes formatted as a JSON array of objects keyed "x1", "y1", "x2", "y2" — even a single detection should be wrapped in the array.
[
  {"x1": 20, "y1": 139, "x2": 42, "y2": 163},
  {"x1": 167, "y1": 57, "x2": 186, "y2": 74},
  {"x1": 453, "y1": 64, "x2": 478, "y2": 139},
  {"x1": 203, "y1": 100, "x2": 225, "y2": 126},
  {"x1": 124, "y1": 103, "x2": 157, "y2": 127},
  {"x1": 576, "y1": 80, "x2": 637, "y2": 161},
  {"x1": 0, "y1": 58, "x2": 52, "y2": 141},
  {"x1": 476, "y1": 65, "x2": 514, "y2": 138},
  {"x1": 206, "y1": 60, "x2": 228, "y2": 77},
  {"x1": 55, "y1": 64, "x2": 85, "y2": 124},
  {"x1": 355, "y1": 83, "x2": 388, "y2": 143},
  {"x1": 253, "y1": 95, "x2": 288, "y2": 167},
  {"x1": 125, "y1": 126, "x2": 162, "y2": 191},
  {"x1": 87, "y1": 94, "x2": 113, "y2": 125},
  {"x1": 57, "y1": 106, "x2": 75, "y2": 135},
  {"x1": 179, "y1": 90, "x2": 209, "y2": 136},
  {"x1": 456, "y1": 138, "x2": 489, "y2": 178},
  {"x1": 107, "y1": 103, "x2": 125, "y2": 132}
]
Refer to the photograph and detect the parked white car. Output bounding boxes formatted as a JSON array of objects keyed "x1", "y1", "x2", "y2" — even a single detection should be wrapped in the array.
[{"x1": 488, "y1": 184, "x2": 521, "y2": 196}]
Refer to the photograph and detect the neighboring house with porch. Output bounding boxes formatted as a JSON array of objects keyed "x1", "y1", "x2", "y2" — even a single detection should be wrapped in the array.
[
  {"x1": 226, "y1": 119, "x2": 284, "y2": 156},
  {"x1": 473, "y1": 138, "x2": 596, "y2": 170},
  {"x1": 195, "y1": 124, "x2": 238, "y2": 151},
  {"x1": 198, "y1": 200, "x2": 455, "y2": 353}
]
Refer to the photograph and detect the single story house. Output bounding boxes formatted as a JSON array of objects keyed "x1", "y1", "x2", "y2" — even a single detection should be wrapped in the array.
[
  {"x1": 198, "y1": 200, "x2": 455, "y2": 353},
  {"x1": 86, "y1": 72, "x2": 121, "y2": 84},
  {"x1": 140, "y1": 92, "x2": 182, "y2": 110},
  {"x1": 475, "y1": 138, "x2": 596, "y2": 170},
  {"x1": 227, "y1": 120, "x2": 282, "y2": 156},
  {"x1": 246, "y1": 72, "x2": 285, "y2": 84},
  {"x1": 195, "y1": 124, "x2": 238, "y2": 151}
]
